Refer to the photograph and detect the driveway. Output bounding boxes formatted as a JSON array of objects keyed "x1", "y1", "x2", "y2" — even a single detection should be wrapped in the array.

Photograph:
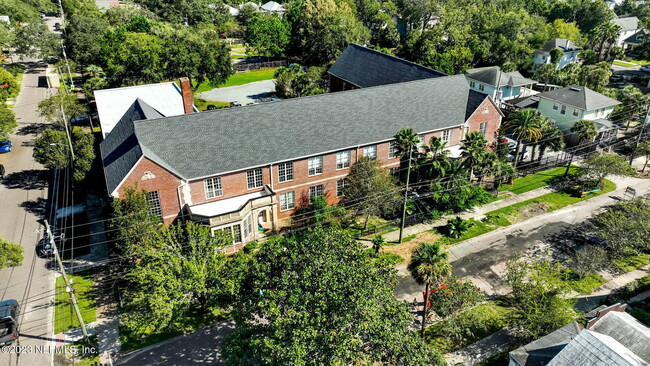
[
  {"x1": 394, "y1": 175, "x2": 650, "y2": 300},
  {"x1": 196, "y1": 80, "x2": 276, "y2": 105},
  {"x1": 0, "y1": 61, "x2": 57, "y2": 366}
]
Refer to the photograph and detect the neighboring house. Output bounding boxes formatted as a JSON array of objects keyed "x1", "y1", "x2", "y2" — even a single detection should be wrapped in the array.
[
  {"x1": 510, "y1": 303, "x2": 650, "y2": 366},
  {"x1": 464, "y1": 66, "x2": 537, "y2": 107},
  {"x1": 327, "y1": 44, "x2": 446, "y2": 92},
  {"x1": 532, "y1": 85, "x2": 621, "y2": 140},
  {"x1": 94, "y1": 79, "x2": 197, "y2": 138},
  {"x1": 623, "y1": 29, "x2": 649, "y2": 51},
  {"x1": 100, "y1": 74, "x2": 503, "y2": 250},
  {"x1": 613, "y1": 16, "x2": 641, "y2": 49},
  {"x1": 239, "y1": 1, "x2": 260, "y2": 9},
  {"x1": 261, "y1": 1, "x2": 285, "y2": 13},
  {"x1": 532, "y1": 38, "x2": 581, "y2": 70},
  {"x1": 209, "y1": 3, "x2": 240, "y2": 16},
  {"x1": 605, "y1": 0, "x2": 625, "y2": 10}
]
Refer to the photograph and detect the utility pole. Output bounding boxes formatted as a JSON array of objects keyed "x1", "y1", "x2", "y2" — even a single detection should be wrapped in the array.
[
  {"x1": 59, "y1": 104, "x2": 75, "y2": 160},
  {"x1": 398, "y1": 146, "x2": 413, "y2": 244},
  {"x1": 629, "y1": 105, "x2": 650, "y2": 164},
  {"x1": 45, "y1": 220, "x2": 89, "y2": 340},
  {"x1": 59, "y1": 40, "x2": 75, "y2": 89},
  {"x1": 564, "y1": 147, "x2": 575, "y2": 177}
]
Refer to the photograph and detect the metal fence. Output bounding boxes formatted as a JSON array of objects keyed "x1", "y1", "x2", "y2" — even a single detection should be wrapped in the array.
[{"x1": 234, "y1": 60, "x2": 287, "y2": 73}]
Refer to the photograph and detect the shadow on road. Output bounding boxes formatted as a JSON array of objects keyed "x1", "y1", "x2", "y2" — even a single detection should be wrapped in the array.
[
  {"x1": 1, "y1": 169, "x2": 49, "y2": 190},
  {"x1": 20, "y1": 197, "x2": 48, "y2": 216},
  {"x1": 17, "y1": 123, "x2": 49, "y2": 136}
]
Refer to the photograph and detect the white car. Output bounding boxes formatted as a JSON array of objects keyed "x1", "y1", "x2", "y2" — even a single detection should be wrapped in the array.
[{"x1": 507, "y1": 151, "x2": 530, "y2": 162}]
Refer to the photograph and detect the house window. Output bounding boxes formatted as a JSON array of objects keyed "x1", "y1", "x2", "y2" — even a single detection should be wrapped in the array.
[
  {"x1": 278, "y1": 162, "x2": 293, "y2": 183},
  {"x1": 389, "y1": 167, "x2": 399, "y2": 177},
  {"x1": 247, "y1": 168, "x2": 263, "y2": 189},
  {"x1": 364, "y1": 145, "x2": 377, "y2": 159},
  {"x1": 336, "y1": 179, "x2": 346, "y2": 197},
  {"x1": 479, "y1": 122, "x2": 487, "y2": 136},
  {"x1": 441, "y1": 129, "x2": 451, "y2": 144},
  {"x1": 553, "y1": 102, "x2": 559, "y2": 110},
  {"x1": 336, "y1": 151, "x2": 350, "y2": 170},
  {"x1": 572, "y1": 108, "x2": 580, "y2": 117},
  {"x1": 308, "y1": 156, "x2": 323, "y2": 176},
  {"x1": 309, "y1": 184, "x2": 324, "y2": 203},
  {"x1": 204, "y1": 177, "x2": 223, "y2": 199},
  {"x1": 147, "y1": 191, "x2": 162, "y2": 220},
  {"x1": 388, "y1": 141, "x2": 399, "y2": 158},
  {"x1": 560, "y1": 105, "x2": 566, "y2": 115},
  {"x1": 218, "y1": 224, "x2": 242, "y2": 244},
  {"x1": 478, "y1": 84, "x2": 484, "y2": 92},
  {"x1": 469, "y1": 80, "x2": 475, "y2": 88},
  {"x1": 242, "y1": 214, "x2": 252, "y2": 240},
  {"x1": 280, "y1": 191, "x2": 295, "y2": 211}
]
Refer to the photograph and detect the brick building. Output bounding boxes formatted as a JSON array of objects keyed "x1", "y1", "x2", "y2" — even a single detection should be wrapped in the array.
[{"x1": 101, "y1": 71, "x2": 502, "y2": 249}]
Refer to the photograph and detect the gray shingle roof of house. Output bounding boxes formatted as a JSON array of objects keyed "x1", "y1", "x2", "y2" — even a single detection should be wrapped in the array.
[
  {"x1": 538, "y1": 38, "x2": 581, "y2": 53},
  {"x1": 589, "y1": 311, "x2": 650, "y2": 362},
  {"x1": 464, "y1": 66, "x2": 536, "y2": 88},
  {"x1": 537, "y1": 85, "x2": 621, "y2": 111},
  {"x1": 548, "y1": 330, "x2": 647, "y2": 366},
  {"x1": 509, "y1": 322, "x2": 583, "y2": 366},
  {"x1": 100, "y1": 99, "x2": 163, "y2": 194},
  {"x1": 102, "y1": 74, "x2": 489, "y2": 191},
  {"x1": 327, "y1": 44, "x2": 446, "y2": 88},
  {"x1": 624, "y1": 29, "x2": 649, "y2": 45},
  {"x1": 613, "y1": 16, "x2": 639, "y2": 32}
]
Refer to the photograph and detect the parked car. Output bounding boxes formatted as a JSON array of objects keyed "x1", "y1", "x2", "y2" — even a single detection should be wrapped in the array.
[
  {"x1": 506, "y1": 150, "x2": 529, "y2": 161},
  {"x1": 0, "y1": 140, "x2": 12, "y2": 153},
  {"x1": 53, "y1": 22, "x2": 61, "y2": 30},
  {"x1": 640, "y1": 65, "x2": 650, "y2": 73},
  {"x1": 37, "y1": 232, "x2": 65, "y2": 258},
  {"x1": 0, "y1": 300, "x2": 19, "y2": 346}
]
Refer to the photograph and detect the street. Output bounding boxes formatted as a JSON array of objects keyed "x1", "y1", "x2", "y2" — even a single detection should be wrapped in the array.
[{"x1": 0, "y1": 60, "x2": 57, "y2": 366}]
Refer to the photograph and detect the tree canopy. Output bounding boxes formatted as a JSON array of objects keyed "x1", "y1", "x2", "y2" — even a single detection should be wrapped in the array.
[{"x1": 0, "y1": 236, "x2": 23, "y2": 271}]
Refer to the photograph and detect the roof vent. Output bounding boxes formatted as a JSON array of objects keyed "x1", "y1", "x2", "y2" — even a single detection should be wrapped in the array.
[{"x1": 569, "y1": 86, "x2": 581, "y2": 92}]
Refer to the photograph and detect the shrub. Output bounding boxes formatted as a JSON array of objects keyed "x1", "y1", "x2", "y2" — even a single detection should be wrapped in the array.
[
  {"x1": 444, "y1": 216, "x2": 470, "y2": 238},
  {"x1": 570, "y1": 245, "x2": 609, "y2": 279}
]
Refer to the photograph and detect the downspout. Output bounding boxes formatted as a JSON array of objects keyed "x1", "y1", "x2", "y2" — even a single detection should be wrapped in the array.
[{"x1": 177, "y1": 180, "x2": 186, "y2": 224}]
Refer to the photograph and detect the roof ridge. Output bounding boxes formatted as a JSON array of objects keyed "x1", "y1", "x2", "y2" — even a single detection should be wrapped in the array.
[{"x1": 347, "y1": 43, "x2": 446, "y2": 75}]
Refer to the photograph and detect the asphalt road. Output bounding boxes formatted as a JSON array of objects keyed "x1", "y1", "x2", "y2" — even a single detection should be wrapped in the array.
[{"x1": 0, "y1": 62, "x2": 57, "y2": 365}]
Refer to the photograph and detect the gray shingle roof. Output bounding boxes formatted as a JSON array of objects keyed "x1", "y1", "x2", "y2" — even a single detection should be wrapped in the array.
[
  {"x1": 100, "y1": 99, "x2": 163, "y2": 194},
  {"x1": 509, "y1": 322, "x2": 583, "y2": 366},
  {"x1": 103, "y1": 74, "x2": 485, "y2": 188},
  {"x1": 327, "y1": 44, "x2": 446, "y2": 88},
  {"x1": 589, "y1": 311, "x2": 650, "y2": 362},
  {"x1": 537, "y1": 85, "x2": 621, "y2": 111},
  {"x1": 539, "y1": 38, "x2": 581, "y2": 52},
  {"x1": 548, "y1": 330, "x2": 647, "y2": 366},
  {"x1": 465, "y1": 66, "x2": 536, "y2": 88},
  {"x1": 613, "y1": 16, "x2": 639, "y2": 32},
  {"x1": 624, "y1": 29, "x2": 649, "y2": 45}
]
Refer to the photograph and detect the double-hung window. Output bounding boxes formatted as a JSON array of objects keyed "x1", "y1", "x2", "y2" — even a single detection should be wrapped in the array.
[
  {"x1": 364, "y1": 145, "x2": 377, "y2": 159},
  {"x1": 247, "y1": 168, "x2": 264, "y2": 189},
  {"x1": 147, "y1": 191, "x2": 162, "y2": 220},
  {"x1": 218, "y1": 224, "x2": 242, "y2": 244},
  {"x1": 469, "y1": 80, "x2": 475, "y2": 88},
  {"x1": 308, "y1": 156, "x2": 323, "y2": 176},
  {"x1": 278, "y1": 162, "x2": 293, "y2": 183},
  {"x1": 242, "y1": 214, "x2": 252, "y2": 240},
  {"x1": 336, "y1": 179, "x2": 346, "y2": 197},
  {"x1": 479, "y1": 122, "x2": 487, "y2": 136},
  {"x1": 478, "y1": 84, "x2": 484, "y2": 92},
  {"x1": 309, "y1": 185, "x2": 324, "y2": 203},
  {"x1": 204, "y1": 177, "x2": 223, "y2": 199},
  {"x1": 553, "y1": 102, "x2": 559, "y2": 111},
  {"x1": 336, "y1": 151, "x2": 350, "y2": 170},
  {"x1": 280, "y1": 191, "x2": 295, "y2": 211},
  {"x1": 388, "y1": 141, "x2": 399, "y2": 158},
  {"x1": 560, "y1": 105, "x2": 566, "y2": 115},
  {"x1": 572, "y1": 108, "x2": 579, "y2": 117},
  {"x1": 441, "y1": 129, "x2": 451, "y2": 144}
]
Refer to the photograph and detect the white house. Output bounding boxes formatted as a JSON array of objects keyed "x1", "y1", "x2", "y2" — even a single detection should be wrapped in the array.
[
  {"x1": 532, "y1": 38, "x2": 581, "y2": 69},
  {"x1": 261, "y1": 1, "x2": 285, "y2": 13},
  {"x1": 464, "y1": 66, "x2": 536, "y2": 107},
  {"x1": 613, "y1": 16, "x2": 640, "y2": 49}
]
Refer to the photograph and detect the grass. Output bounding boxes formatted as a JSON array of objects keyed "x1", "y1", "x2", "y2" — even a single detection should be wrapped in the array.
[
  {"x1": 500, "y1": 166, "x2": 579, "y2": 194},
  {"x1": 625, "y1": 58, "x2": 650, "y2": 65},
  {"x1": 612, "y1": 253, "x2": 650, "y2": 273},
  {"x1": 436, "y1": 218, "x2": 502, "y2": 246},
  {"x1": 613, "y1": 60, "x2": 638, "y2": 67},
  {"x1": 120, "y1": 308, "x2": 228, "y2": 352},
  {"x1": 53, "y1": 336, "x2": 100, "y2": 366},
  {"x1": 387, "y1": 233, "x2": 416, "y2": 244},
  {"x1": 54, "y1": 271, "x2": 96, "y2": 334},
  {"x1": 563, "y1": 272, "x2": 606, "y2": 295},
  {"x1": 187, "y1": 68, "x2": 279, "y2": 93},
  {"x1": 426, "y1": 301, "x2": 513, "y2": 354},
  {"x1": 193, "y1": 98, "x2": 230, "y2": 111},
  {"x1": 630, "y1": 301, "x2": 650, "y2": 326}
]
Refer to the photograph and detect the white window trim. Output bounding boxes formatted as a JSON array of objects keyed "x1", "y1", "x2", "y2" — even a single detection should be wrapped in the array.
[
  {"x1": 363, "y1": 145, "x2": 377, "y2": 159},
  {"x1": 308, "y1": 156, "x2": 323, "y2": 176},
  {"x1": 279, "y1": 191, "x2": 295, "y2": 211},
  {"x1": 204, "y1": 177, "x2": 223, "y2": 199},
  {"x1": 441, "y1": 129, "x2": 451, "y2": 144},
  {"x1": 553, "y1": 102, "x2": 559, "y2": 110},
  {"x1": 309, "y1": 184, "x2": 324, "y2": 203},
  {"x1": 388, "y1": 141, "x2": 399, "y2": 159},
  {"x1": 336, "y1": 151, "x2": 350, "y2": 170},
  {"x1": 246, "y1": 168, "x2": 264, "y2": 190},
  {"x1": 560, "y1": 105, "x2": 566, "y2": 115},
  {"x1": 278, "y1": 162, "x2": 293, "y2": 183},
  {"x1": 336, "y1": 179, "x2": 346, "y2": 198}
]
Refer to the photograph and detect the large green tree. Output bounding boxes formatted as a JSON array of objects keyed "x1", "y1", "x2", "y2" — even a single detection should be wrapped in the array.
[
  {"x1": 582, "y1": 153, "x2": 636, "y2": 186},
  {"x1": 594, "y1": 196, "x2": 650, "y2": 256},
  {"x1": 32, "y1": 127, "x2": 95, "y2": 182},
  {"x1": 0, "y1": 107, "x2": 18, "y2": 141},
  {"x1": 503, "y1": 109, "x2": 545, "y2": 167},
  {"x1": 274, "y1": 64, "x2": 326, "y2": 98},
  {"x1": 106, "y1": 32, "x2": 165, "y2": 85},
  {"x1": 0, "y1": 68, "x2": 19, "y2": 104},
  {"x1": 460, "y1": 131, "x2": 488, "y2": 179},
  {"x1": 570, "y1": 119, "x2": 598, "y2": 145},
  {"x1": 0, "y1": 236, "x2": 23, "y2": 271},
  {"x1": 38, "y1": 93, "x2": 87, "y2": 128},
  {"x1": 224, "y1": 227, "x2": 444, "y2": 365},
  {"x1": 244, "y1": 15, "x2": 290, "y2": 58}
]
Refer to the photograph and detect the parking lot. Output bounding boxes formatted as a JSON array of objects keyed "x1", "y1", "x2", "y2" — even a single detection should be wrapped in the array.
[{"x1": 196, "y1": 80, "x2": 277, "y2": 105}]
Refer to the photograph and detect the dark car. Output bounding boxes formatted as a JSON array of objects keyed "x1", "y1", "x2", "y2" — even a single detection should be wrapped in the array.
[
  {"x1": 54, "y1": 22, "x2": 61, "y2": 30},
  {"x1": 0, "y1": 300, "x2": 19, "y2": 346},
  {"x1": 587, "y1": 236, "x2": 608, "y2": 247},
  {"x1": 37, "y1": 232, "x2": 65, "y2": 257},
  {"x1": 0, "y1": 140, "x2": 11, "y2": 153}
]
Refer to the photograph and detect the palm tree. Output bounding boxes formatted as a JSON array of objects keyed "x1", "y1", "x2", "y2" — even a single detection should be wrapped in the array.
[
  {"x1": 503, "y1": 109, "x2": 544, "y2": 167},
  {"x1": 460, "y1": 131, "x2": 488, "y2": 179},
  {"x1": 394, "y1": 127, "x2": 421, "y2": 182},
  {"x1": 419, "y1": 136, "x2": 451, "y2": 183},
  {"x1": 571, "y1": 119, "x2": 598, "y2": 146},
  {"x1": 408, "y1": 242, "x2": 451, "y2": 338},
  {"x1": 537, "y1": 123, "x2": 565, "y2": 163},
  {"x1": 492, "y1": 159, "x2": 516, "y2": 192},
  {"x1": 475, "y1": 151, "x2": 499, "y2": 183},
  {"x1": 442, "y1": 160, "x2": 468, "y2": 189},
  {"x1": 591, "y1": 23, "x2": 621, "y2": 62},
  {"x1": 84, "y1": 65, "x2": 105, "y2": 78}
]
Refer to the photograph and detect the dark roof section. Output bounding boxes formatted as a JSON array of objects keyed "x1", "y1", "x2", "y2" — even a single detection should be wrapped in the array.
[
  {"x1": 510, "y1": 95, "x2": 540, "y2": 109},
  {"x1": 465, "y1": 67, "x2": 536, "y2": 88},
  {"x1": 465, "y1": 90, "x2": 488, "y2": 120},
  {"x1": 119, "y1": 74, "x2": 479, "y2": 182},
  {"x1": 509, "y1": 322, "x2": 583, "y2": 366},
  {"x1": 327, "y1": 44, "x2": 446, "y2": 88},
  {"x1": 624, "y1": 29, "x2": 648, "y2": 45},
  {"x1": 539, "y1": 38, "x2": 581, "y2": 53},
  {"x1": 537, "y1": 85, "x2": 621, "y2": 111},
  {"x1": 100, "y1": 99, "x2": 164, "y2": 194}
]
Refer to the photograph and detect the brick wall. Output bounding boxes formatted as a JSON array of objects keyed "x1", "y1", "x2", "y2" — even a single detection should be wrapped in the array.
[
  {"x1": 329, "y1": 74, "x2": 358, "y2": 93},
  {"x1": 465, "y1": 97, "x2": 502, "y2": 143},
  {"x1": 187, "y1": 167, "x2": 270, "y2": 206},
  {"x1": 115, "y1": 157, "x2": 183, "y2": 225}
]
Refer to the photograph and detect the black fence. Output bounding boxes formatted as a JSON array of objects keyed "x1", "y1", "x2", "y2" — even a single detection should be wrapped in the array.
[{"x1": 234, "y1": 60, "x2": 287, "y2": 73}]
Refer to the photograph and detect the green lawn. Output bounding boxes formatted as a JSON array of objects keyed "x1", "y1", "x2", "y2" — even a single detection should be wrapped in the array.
[
  {"x1": 426, "y1": 301, "x2": 513, "y2": 354},
  {"x1": 193, "y1": 98, "x2": 230, "y2": 111},
  {"x1": 563, "y1": 272, "x2": 606, "y2": 294},
  {"x1": 436, "y1": 218, "x2": 504, "y2": 246},
  {"x1": 612, "y1": 253, "x2": 650, "y2": 273},
  {"x1": 500, "y1": 166, "x2": 579, "y2": 195},
  {"x1": 188, "y1": 68, "x2": 278, "y2": 93},
  {"x1": 613, "y1": 60, "x2": 638, "y2": 67},
  {"x1": 54, "y1": 271, "x2": 96, "y2": 334}
]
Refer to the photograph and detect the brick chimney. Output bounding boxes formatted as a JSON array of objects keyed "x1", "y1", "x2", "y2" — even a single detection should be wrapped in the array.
[{"x1": 179, "y1": 77, "x2": 193, "y2": 114}]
